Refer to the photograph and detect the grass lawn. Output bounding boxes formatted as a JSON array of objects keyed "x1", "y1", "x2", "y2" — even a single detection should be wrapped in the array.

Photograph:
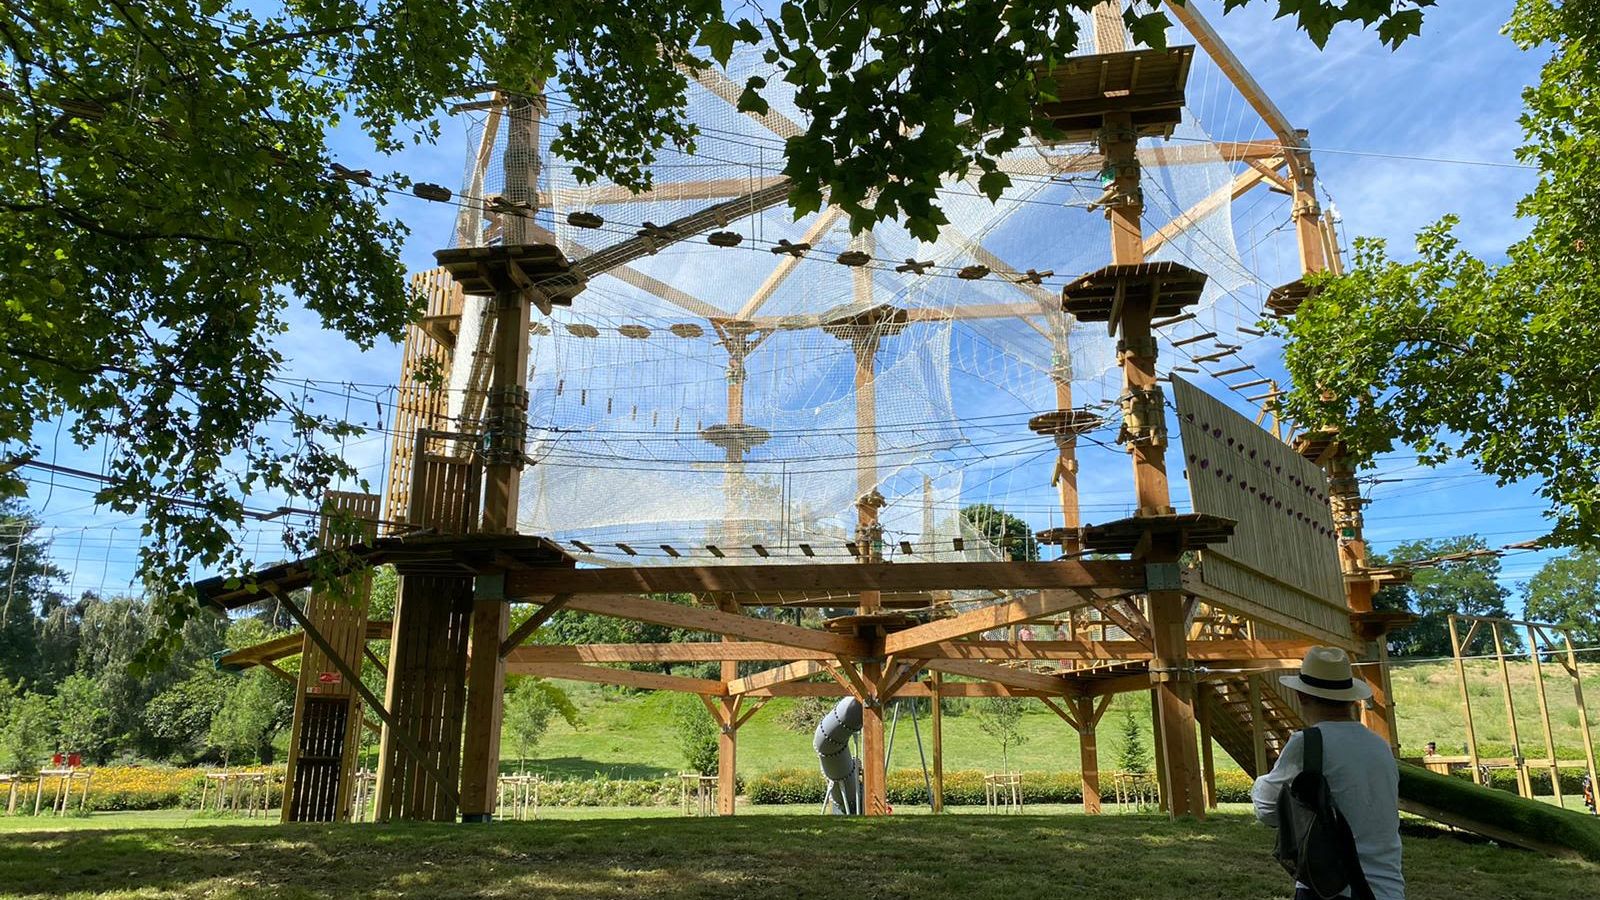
[
  {"x1": 472, "y1": 660, "x2": 1600, "y2": 780},
  {"x1": 2, "y1": 807, "x2": 1596, "y2": 899}
]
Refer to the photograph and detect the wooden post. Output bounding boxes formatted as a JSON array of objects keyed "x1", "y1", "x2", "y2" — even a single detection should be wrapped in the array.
[
  {"x1": 460, "y1": 95, "x2": 542, "y2": 822},
  {"x1": 718, "y1": 661, "x2": 739, "y2": 816},
  {"x1": 862, "y1": 663, "x2": 888, "y2": 815},
  {"x1": 1074, "y1": 696, "x2": 1102, "y2": 815},
  {"x1": 853, "y1": 331, "x2": 882, "y2": 613},
  {"x1": 931, "y1": 672, "x2": 945, "y2": 813},
  {"x1": 1249, "y1": 675, "x2": 1268, "y2": 776},
  {"x1": 1489, "y1": 622, "x2": 1532, "y2": 798},
  {"x1": 1526, "y1": 624, "x2": 1564, "y2": 807},
  {"x1": 1449, "y1": 616, "x2": 1484, "y2": 784},
  {"x1": 1198, "y1": 688, "x2": 1217, "y2": 810},
  {"x1": 1561, "y1": 628, "x2": 1600, "y2": 802}
]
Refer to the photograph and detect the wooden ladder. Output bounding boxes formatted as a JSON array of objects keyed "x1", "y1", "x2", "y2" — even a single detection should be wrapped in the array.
[{"x1": 1204, "y1": 675, "x2": 1303, "y2": 777}]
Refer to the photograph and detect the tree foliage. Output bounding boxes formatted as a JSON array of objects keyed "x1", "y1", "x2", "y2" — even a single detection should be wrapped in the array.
[
  {"x1": 673, "y1": 696, "x2": 720, "y2": 776},
  {"x1": 1115, "y1": 706, "x2": 1150, "y2": 774},
  {"x1": 1, "y1": 0, "x2": 1436, "y2": 652},
  {"x1": 960, "y1": 503, "x2": 1039, "y2": 562},
  {"x1": 1523, "y1": 548, "x2": 1600, "y2": 648},
  {"x1": 52, "y1": 672, "x2": 113, "y2": 763},
  {"x1": 502, "y1": 676, "x2": 579, "y2": 773},
  {"x1": 0, "y1": 680, "x2": 53, "y2": 773},
  {"x1": 1373, "y1": 536, "x2": 1519, "y2": 658},
  {"x1": 973, "y1": 697, "x2": 1029, "y2": 771},
  {"x1": 1278, "y1": 0, "x2": 1600, "y2": 548}
]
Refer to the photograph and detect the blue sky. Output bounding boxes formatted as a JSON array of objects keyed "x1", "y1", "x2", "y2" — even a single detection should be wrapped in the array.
[{"x1": 16, "y1": 0, "x2": 1563, "y2": 609}]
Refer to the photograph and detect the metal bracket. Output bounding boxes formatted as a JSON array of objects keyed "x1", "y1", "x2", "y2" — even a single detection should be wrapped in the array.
[{"x1": 1145, "y1": 561, "x2": 1182, "y2": 592}]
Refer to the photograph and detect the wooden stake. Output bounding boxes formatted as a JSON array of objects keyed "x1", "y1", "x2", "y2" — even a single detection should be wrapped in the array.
[
  {"x1": 1562, "y1": 628, "x2": 1600, "y2": 802},
  {"x1": 1198, "y1": 688, "x2": 1217, "y2": 810},
  {"x1": 1526, "y1": 624, "x2": 1564, "y2": 807},
  {"x1": 1489, "y1": 622, "x2": 1532, "y2": 798},
  {"x1": 1449, "y1": 616, "x2": 1484, "y2": 784},
  {"x1": 862, "y1": 662, "x2": 888, "y2": 815}
]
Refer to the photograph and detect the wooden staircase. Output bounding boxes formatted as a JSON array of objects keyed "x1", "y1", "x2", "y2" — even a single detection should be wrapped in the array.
[{"x1": 1203, "y1": 675, "x2": 1303, "y2": 777}]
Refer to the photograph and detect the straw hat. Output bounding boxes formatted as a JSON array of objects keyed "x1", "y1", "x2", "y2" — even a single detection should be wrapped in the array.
[{"x1": 1279, "y1": 646, "x2": 1372, "y2": 702}]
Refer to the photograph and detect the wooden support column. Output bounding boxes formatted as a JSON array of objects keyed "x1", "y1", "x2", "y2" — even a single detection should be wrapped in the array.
[
  {"x1": 931, "y1": 672, "x2": 945, "y2": 813},
  {"x1": 862, "y1": 662, "x2": 889, "y2": 815},
  {"x1": 1198, "y1": 688, "x2": 1217, "y2": 810},
  {"x1": 1100, "y1": 110, "x2": 1203, "y2": 816},
  {"x1": 1249, "y1": 675, "x2": 1268, "y2": 777},
  {"x1": 1074, "y1": 696, "x2": 1103, "y2": 815},
  {"x1": 460, "y1": 94, "x2": 541, "y2": 823},
  {"x1": 716, "y1": 687, "x2": 739, "y2": 816}
]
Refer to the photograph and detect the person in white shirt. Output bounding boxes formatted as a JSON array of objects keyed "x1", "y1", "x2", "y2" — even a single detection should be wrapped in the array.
[{"x1": 1252, "y1": 646, "x2": 1406, "y2": 900}]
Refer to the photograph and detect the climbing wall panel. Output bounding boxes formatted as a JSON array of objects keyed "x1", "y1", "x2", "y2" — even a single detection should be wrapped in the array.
[
  {"x1": 282, "y1": 490, "x2": 381, "y2": 822},
  {"x1": 1171, "y1": 378, "x2": 1353, "y2": 647}
]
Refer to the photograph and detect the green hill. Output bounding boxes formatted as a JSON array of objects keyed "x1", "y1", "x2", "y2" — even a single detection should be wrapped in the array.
[{"x1": 500, "y1": 658, "x2": 1600, "y2": 781}]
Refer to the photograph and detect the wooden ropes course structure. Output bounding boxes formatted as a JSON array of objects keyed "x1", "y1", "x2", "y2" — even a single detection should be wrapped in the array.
[{"x1": 197, "y1": 2, "x2": 1419, "y2": 824}]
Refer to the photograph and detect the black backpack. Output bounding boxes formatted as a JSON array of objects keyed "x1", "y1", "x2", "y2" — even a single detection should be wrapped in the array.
[{"x1": 1273, "y1": 726, "x2": 1377, "y2": 900}]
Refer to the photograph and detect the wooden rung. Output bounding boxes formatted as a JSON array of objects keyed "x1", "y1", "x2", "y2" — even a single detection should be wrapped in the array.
[
  {"x1": 1171, "y1": 331, "x2": 1216, "y2": 347},
  {"x1": 706, "y1": 545, "x2": 725, "y2": 558},
  {"x1": 1193, "y1": 347, "x2": 1238, "y2": 363},
  {"x1": 899, "y1": 540, "x2": 914, "y2": 555},
  {"x1": 616, "y1": 543, "x2": 638, "y2": 556},
  {"x1": 1212, "y1": 365, "x2": 1253, "y2": 377},
  {"x1": 753, "y1": 544, "x2": 770, "y2": 557},
  {"x1": 1232, "y1": 378, "x2": 1272, "y2": 389},
  {"x1": 953, "y1": 537, "x2": 965, "y2": 551},
  {"x1": 1153, "y1": 312, "x2": 1196, "y2": 329},
  {"x1": 570, "y1": 540, "x2": 595, "y2": 554},
  {"x1": 799, "y1": 543, "x2": 815, "y2": 557},
  {"x1": 660, "y1": 544, "x2": 681, "y2": 558},
  {"x1": 845, "y1": 542, "x2": 861, "y2": 557}
]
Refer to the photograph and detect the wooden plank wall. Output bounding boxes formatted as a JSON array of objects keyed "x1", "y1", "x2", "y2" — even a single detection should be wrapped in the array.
[
  {"x1": 1171, "y1": 378, "x2": 1353, "y2": 645},
  {"x1": 374, "y1": 438, "x2": 482, "y2": 822},
  {"x1": 374, "y1": 574, "x2": 474, "y2": 822},
  {"x1": 383, "y1": 268, "x2": 463, "y2": 535},
  {"x1": 282, "y1": 491, "x2": 382, "y2": 822}
]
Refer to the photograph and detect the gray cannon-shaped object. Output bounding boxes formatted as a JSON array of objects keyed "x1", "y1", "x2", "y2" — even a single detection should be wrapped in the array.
[{"x1": 814, "y1": 696, "x2": 864, "y2": 814}]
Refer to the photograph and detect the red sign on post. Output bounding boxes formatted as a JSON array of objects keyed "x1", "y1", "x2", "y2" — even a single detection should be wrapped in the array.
[{"x1": 317, "y1": 671, "x2": 342, "y2": 685}]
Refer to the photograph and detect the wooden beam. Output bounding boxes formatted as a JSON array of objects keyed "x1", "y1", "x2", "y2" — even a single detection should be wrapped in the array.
[
  {"x1": 555, "y1": 175, "x2": 788, "y2": 206},
  {"x1": 513, "y1": 662, "x2": 726, "y2": 695},
  {"x1": 747, "y1": 680, "x2": 1046, "y2": 698},
  {"x1": 1163, "y1": 3, "x2": 1301, "y2": 164},
  {"x1": 681, "y1": 64, "x2": 803, "y2": 138},
  {"x1": 503, "y1": 560, "x2": 1143, "y2": 598},
  {"x1": 499, "y1": 593, "x2": 571, "y2": 658},
  {"x1": 882, "y1": 589, "x2": 1102, "y2": 655},
  {"x1": 512, "y1": 592, "x2": 867, "y2": 656},
  {"x1": 924, "y1": 658, "x2": 1072, "y2": 695},
  {"x1": 565, "y1": 238, "x2": 729, "y2": 320},
  {"x1": 727, "y1": 660, "x2": 829, "y2": 695},
  {"x1": 917, "y1": 638, "x2": 1308, "y2": 662},
  {"x1": 735, "y1": 206, "x2": 847, "y2": 319},
  {"x1": 506, "y1": 642, "x2": 834, "y2": 664},
  {"x1": 1143, "y1": 160, "x2": 1283, "y2": 258}
]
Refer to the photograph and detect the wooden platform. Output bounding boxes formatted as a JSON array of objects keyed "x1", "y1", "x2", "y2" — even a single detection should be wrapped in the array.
[
  {"x1": 1027, "y1": 409, "x2": 1105, "y2": 436},
  {"x1": 433, "y1": 243, "x2": 586, "y2": 313},
  {"x1": 700, "y1": 423, "x2": 772, "y2": 455},
  {"x1": 194, "y1": 533, "x2": 573, "y2": 611},
  {"x1": 1061, "y1": 263, "x2": 1208, "y2": 335},
  {"x1": 1033, "y1": 46, "x2": 1196, "y2": 143},
  {"x1": 1075, "y1": 513, "x2": 1236, "y2": 555},
  {"x1": 1265, "y1": 278, "x2": 1319, "y2": 318},
  {"x1": 1291, "y1": 429, "x2": 1345, "y2": 467},
  {"x1": 819, "y1": 303, "x2": 910, "y2": 341}
]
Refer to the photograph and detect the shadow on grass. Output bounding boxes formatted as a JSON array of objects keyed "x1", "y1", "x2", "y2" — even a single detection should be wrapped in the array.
[{"x1": 1, "y1": 813, "x2": 1596, "y2": 900}]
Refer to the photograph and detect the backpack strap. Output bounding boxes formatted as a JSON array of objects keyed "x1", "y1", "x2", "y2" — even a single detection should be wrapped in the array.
[{"x1": 1302, "y1": 725, "x2": 1323, "y2": 776}]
